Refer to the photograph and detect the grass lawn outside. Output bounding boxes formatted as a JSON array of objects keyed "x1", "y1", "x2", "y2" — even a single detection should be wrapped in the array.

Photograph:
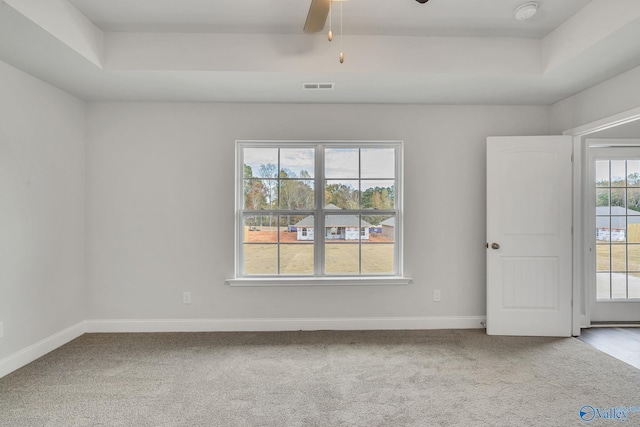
[
  {"x1": 243, "y1": 226, "x2": 395, "y2": 275},
  {"x1": 596, "y1": 243, "x2": 640, "y2": 299}
]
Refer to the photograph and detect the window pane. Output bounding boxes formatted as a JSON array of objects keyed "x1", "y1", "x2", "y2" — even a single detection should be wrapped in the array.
[
  {"x1": 280, "y1": 214, "x2": 312, "y2": 237},
  {"x1": 596, "y1": 189, "x2": 609, "y2": 215},
  {"x1": 279, "y1": 180, "x2": 315, "y2": 210},
  {"x1": 287, "y1": 215, "x2": 314, "y2": 241},
  {"x1": 364, "y1": 215, "x2": 396, "y2": 242},
  {"x1": 244, "y1": 244, "x2": 277, "y2": 275},
  {"x1": 629, "y1": 274, "x2": 640, "y2": 298},
  {"x1": 280, "y1": 148, "x2": 315, "y2": 178},
  {"x1": 596, "y1": 244, "x2": 610, "y2": 272},
  {"x1": 325, "y1": 214, "x2": 363, "y2": 241},
  {"x1": 611, "y1": 189, "x2": 625, "y2": 209},
  {"x1": 244, "y1": 215, "x2": 278, "y2": 242},
  {"x1": 595, "y1": 161, "x2": 609, "y2": 187},
  {"x1": 597, "y1": 273, "x2": 611, "y2": 300},
  {"x1": 361, "y1": 244, "x2": 394, "y2": 274},
  {"x1": 612, "y1": 273, "x2": 627, "y2": 299},
  {"x1": 628, "y1": 160, "x2": 640, "y2": 187},
  {"x1": 610, "y1": 244, "x2": 626, "y2": 271},
  {"x1": 244, "y1": 179, "x2": 277, "y2": 209},
  {"x1": 611, "y1": 160, "x2": 626, "y2": 186},
  {"x1": 629, "y1": 245, "x2": 640, "y2": 271},
  {"x1": 325, "y1": 148, "x2": 359, "y2": 178},
  {"x1": 628, "y1": 188, "x2": 640, "y2": 214},
  {"x1": 630, "y1": 222, "x2": 640, "y2": 243},
  {"x1": 361, "y1": 181, "x2": 395, "y2": 209},
  {"x1": 361, "y1": 148, "x2": 395, "y2": 179},
  {"x1": 244, "y1": 179, "x2": 275, "y2": 209},
  {"x1": 264, "y1": 179, "x2": 278, "y2": 209},
  {"x1": 280, "y1": 244, "x2": 314, "y2": 275},
  {"x1": 596, "y1": 218, "x2": 610, "y2": 241},
  {"x1": 609, "y1": 217, "x2": 626, "y2": 242},
  {"x1": 325, "y1": 180, "x2": 359, "y2": 209},
  {"x1": 244, "y1": 148, "x2": 278, "y2": 178},
  {"x1": 325, "y1": 243, "x2": 359, "y2": 274}
]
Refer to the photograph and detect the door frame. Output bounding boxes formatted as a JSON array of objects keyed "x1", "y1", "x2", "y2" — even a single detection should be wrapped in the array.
[{"x1": 564, "y1": 106, "x2": 640, "y2": 334}]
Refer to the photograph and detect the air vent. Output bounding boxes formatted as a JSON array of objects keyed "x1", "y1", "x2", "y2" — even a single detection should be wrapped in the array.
[{"x1": 303, "y1": 82, "x2": 335, "y2": 90}]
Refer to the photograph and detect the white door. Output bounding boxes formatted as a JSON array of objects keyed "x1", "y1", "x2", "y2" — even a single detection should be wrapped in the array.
[{"x1": 486, "y1": 136, "x2": 573, "y2": 336}]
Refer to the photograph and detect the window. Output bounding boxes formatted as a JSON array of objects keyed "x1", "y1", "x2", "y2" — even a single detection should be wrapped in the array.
[
  {"x1": 232, "y1": 141, "x2": 405, "y2": 284},
  {"x1": 594, "y1": 158, "x2": 640, "y2": 300}
]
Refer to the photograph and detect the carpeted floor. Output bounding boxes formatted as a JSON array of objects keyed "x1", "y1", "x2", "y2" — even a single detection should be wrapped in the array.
[{"x1": 1, "y1": 329, "x2": 639, "y2": 426}]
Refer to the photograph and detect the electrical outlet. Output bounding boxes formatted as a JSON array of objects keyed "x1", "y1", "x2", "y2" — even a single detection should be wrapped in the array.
[
  {"x1": 433, "y1": 290, "x2": 441, "y2": 302},
  {"x1": 183, "y1": 292, "x2": 191, "y2": 304},
  {"x1": 0, "y1": 321, "x2": 3, "y2": 338}
]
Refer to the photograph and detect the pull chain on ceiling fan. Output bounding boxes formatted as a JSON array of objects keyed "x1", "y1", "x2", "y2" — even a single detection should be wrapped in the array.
[
  {"x1": 304, "y1": 0, "x2": 430, "y2": 32},
  {"x1": 328, "y1": 1, "x2": 345, "y2": 63},
  {"x1": 304, "y1": 0, "x2": 430, "y2": 33},
  {"x1": 327, "y1": 1, "x2": 333, "y2": 41},
  {"x1": 304, "y1": 0, "x2": 346, "y2": 63},
  {"x1": 303, "y1": 0, "x2": 431, "y2": 63}
]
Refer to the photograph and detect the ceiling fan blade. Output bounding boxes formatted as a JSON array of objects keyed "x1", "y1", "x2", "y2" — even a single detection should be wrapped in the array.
[{"x1": 304, "y1": 0, "x2": 330, "y2": 33}]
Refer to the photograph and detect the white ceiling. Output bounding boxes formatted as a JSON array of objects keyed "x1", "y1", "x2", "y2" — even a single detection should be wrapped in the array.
[
  {"x1": 2, "y1": 0, "x2": 640, "y2": 105},
  {"x1": 67, "y1": 0, "x2": 589, "y2": 38}
]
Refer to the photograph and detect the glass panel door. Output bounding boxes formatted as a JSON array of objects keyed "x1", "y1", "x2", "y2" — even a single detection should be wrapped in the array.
[
  {"x1": 595, "y1": 160, "x2": 640, "y2": 300},
  {"x1": 589, "y1": 145, "x2": 640, "y2": 323}
]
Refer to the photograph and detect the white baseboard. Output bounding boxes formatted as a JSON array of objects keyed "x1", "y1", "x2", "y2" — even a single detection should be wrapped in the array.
[
  {"x1": 580, "y1": 314, "x2": 590, "y2": 329},
  {"x1": 0, "y1": 322, "x2": 86, "y2": 379},
  {"x1": 85, "y1": 316, "x2": 487, "y2": 333}
]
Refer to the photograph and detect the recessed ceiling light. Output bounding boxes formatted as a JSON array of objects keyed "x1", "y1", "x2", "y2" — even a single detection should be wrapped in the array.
[{"x1": 514, "y1": 2, "x2": 538, "y2": 21}]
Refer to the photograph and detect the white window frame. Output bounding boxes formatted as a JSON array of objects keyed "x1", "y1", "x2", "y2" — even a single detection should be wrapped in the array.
[{"x1": 227, "y1": 140, "x2": 411, "y2": 286}]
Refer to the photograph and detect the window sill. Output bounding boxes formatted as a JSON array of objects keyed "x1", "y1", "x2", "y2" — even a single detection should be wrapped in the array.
[{"x1": 226, "y1": 276, "x2": 413, "y2": 287}]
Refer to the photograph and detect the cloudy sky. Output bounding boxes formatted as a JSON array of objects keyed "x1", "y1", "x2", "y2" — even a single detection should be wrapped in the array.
[
  {"x1": 243, "y1": 146, "x2": 396, "y2": 190},
  {"x1": 596, "y1": 160, "x2": 640, "y2": 184}
]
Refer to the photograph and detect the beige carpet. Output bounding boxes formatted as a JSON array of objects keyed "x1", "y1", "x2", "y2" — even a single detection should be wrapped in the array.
[{"x1": 1, "y1": 329, "x2": 639, "y2": 426}]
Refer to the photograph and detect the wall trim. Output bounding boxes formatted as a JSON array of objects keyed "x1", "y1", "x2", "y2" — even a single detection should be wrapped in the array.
[
  {"x1": 0, "y1": 322, "x2": 86, "y2": 379},
  {"x1": 85, "y1": 316, "x2": 486, "y2": 333},
  {"x1": 563, "y1": 106, "x2": 640, "y2": 137},
  {"x1": 581, "y1": 314, "x2": 590, "y2": 330}
]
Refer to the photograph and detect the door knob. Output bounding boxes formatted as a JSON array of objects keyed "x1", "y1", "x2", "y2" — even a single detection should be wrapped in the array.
[{"x1": 491, "y1": 243, "x2": 500, "y2": 250}]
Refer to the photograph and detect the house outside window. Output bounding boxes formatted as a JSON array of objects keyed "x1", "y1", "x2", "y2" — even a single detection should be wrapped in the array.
[{"x1": 235, "y1": 141, "x2": 403, "y2": 281}]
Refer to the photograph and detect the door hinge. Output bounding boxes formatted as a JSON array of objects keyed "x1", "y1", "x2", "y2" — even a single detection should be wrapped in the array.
[{"x1": 571, "y1": 154, "x2": 574, "y2": 162}]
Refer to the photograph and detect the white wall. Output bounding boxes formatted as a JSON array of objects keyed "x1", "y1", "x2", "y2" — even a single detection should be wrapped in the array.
[
  {"x1": 0, "y1": 61, "x2": 85, "y2": 360},
  {"x1": 550, "y1": 64, "x2": 640, "y2": 133},
  {"x1": 85, "y1": 103, "x2": 549, "y2": 326}
]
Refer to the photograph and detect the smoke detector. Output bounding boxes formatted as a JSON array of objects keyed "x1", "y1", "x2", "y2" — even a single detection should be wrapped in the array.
[{"x1": 514, "y1": 2, "x2": 538, "y2": 21}]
